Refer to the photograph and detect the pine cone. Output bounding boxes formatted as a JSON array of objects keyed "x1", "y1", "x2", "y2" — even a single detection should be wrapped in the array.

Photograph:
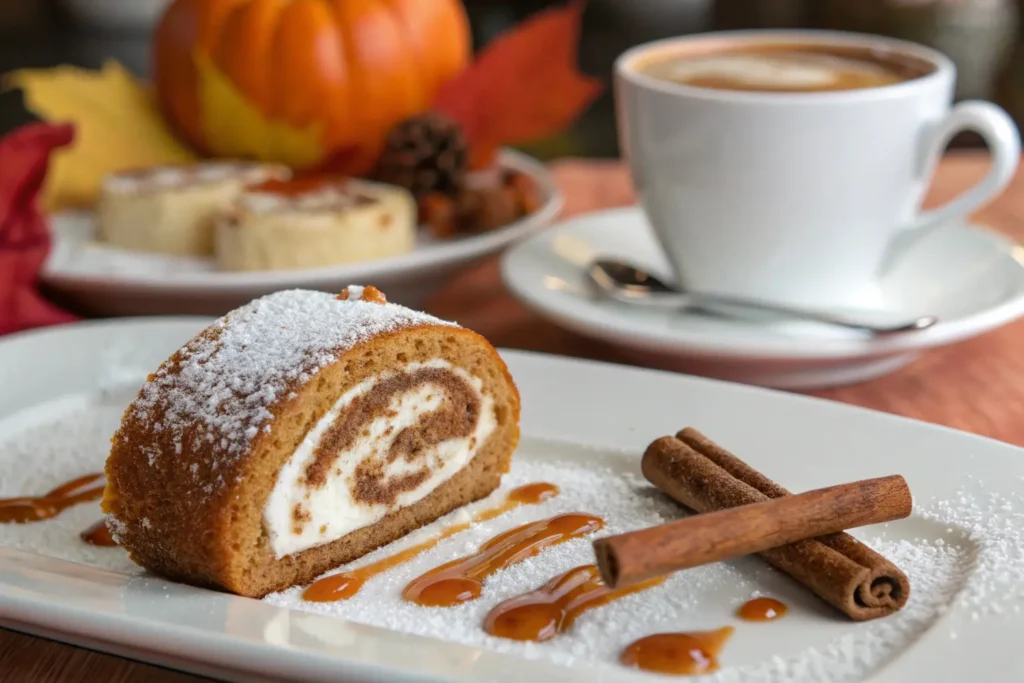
[{"x1": 375, "y1": 113, "x2": 468, "y2": 197}]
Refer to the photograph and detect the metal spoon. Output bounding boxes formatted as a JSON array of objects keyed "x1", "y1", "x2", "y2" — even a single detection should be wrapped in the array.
[{"x1": 587, "y1": 258, "x2": 938, "y2": 334}]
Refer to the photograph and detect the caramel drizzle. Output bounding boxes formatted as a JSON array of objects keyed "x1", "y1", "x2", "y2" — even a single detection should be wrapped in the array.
[
  {"x1": 303, "y1": 483, "x2": 560, "y2": 603},
  {"x1": 620, "y1": 627, "x2": 735, "y2": 675},
  {"x1": 737, "y1": 596, "x2": 787, "y2": 622},
  {"x1": 0, "y1": 473, "x2": 105, "y2": 524},
  {"x1": 484, "y1": 564, "x2": 665, "y2": 642},
  {"x1": 402, "y1": 513, "x2": 604, "y2": 607},
  {"x1": 80, "y1": 519, "x2": 118, "y2": 547}
]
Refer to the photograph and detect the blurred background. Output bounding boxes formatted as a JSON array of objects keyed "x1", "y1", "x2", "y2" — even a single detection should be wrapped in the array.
[{"x1": 1, "y1": 0, "x2": 1022, "y2": 159}]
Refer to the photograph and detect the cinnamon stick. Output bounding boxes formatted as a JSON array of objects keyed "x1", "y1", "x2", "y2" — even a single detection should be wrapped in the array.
[
  {"x1": 593, "y1": 474, "x2": 909, "y2": 588},
  {"x1": 605, "y1": 429, "x2": 911, "y2": 621}
]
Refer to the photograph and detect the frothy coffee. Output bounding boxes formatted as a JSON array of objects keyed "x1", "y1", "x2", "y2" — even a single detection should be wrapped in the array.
[{"x1": 637, "y1": 44, "x2": 934, "y2": 93}]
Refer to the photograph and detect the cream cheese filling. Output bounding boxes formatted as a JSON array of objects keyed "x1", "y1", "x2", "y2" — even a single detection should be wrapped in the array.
[{"x1": 264, "y1": 360, "x2": 497, "y2": 558}]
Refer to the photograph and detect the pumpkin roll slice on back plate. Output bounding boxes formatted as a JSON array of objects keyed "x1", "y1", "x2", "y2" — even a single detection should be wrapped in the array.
[
  {"x1": 102, "y1": 286, "x2": 521, "y2": 597},
  {"x1": 98, "y1": 161, "x2": 290, "y2": 256},
  {"x1": 214, "y1": 176, "x2": 417, "y2": 272}
]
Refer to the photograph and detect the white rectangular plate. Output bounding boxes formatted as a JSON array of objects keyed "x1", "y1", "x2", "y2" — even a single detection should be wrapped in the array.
[{"x1": 1, "y1": 318, "x2": 1023, "y2": 682}]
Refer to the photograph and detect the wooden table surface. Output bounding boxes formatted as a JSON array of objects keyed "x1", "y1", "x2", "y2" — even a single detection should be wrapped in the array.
[{"x1": 3, "y1": 152, "x2": 1023, "y2": 682}]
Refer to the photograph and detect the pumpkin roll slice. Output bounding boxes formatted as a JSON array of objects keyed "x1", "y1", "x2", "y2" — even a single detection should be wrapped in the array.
[
  {"x1": 97, "y1": 161, "x2": 290, "y2": 256},
  {"x1": 102, "y1": 286, "x2": 520, "y2": 598},
  {"x1": 214, "y1": 177, "x2": 416, "y2": 271}
]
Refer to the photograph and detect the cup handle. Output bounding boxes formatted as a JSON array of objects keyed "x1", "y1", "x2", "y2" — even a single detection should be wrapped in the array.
[{"x1": 882, "y1": 100, "x2": 1020, "y2": 272}]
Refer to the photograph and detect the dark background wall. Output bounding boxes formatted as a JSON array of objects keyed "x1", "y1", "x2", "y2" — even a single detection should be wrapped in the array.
[{"x1": 2, "y1": 0, "x2": 1021, "y2": 159}]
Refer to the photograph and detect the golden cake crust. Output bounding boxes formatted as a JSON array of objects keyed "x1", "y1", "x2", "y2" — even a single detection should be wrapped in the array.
[{"x1": 102, "y1": 289, "x2": 520, "y2": 597}]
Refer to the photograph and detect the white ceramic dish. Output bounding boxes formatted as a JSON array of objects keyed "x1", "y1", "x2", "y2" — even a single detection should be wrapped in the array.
[
  {"x1": 41, "y1": 150, "x2": 562, "y2": 317},
  {"x1": 500, "y1": 206, "x2": 1024, "y2": 389},
  {"x1": 2, "y1": 318, "x2": 1024, "y2": 682}
]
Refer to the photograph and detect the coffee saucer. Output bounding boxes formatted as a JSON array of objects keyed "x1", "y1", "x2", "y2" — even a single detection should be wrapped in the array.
[{"x1": 500, "y1": 206, "x2": 1024, "y2": 389}]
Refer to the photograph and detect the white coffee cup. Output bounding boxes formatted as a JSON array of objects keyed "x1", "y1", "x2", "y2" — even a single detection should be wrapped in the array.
[{"x1": 614, "y1": 30, "x2": 1021, "y2": 310}]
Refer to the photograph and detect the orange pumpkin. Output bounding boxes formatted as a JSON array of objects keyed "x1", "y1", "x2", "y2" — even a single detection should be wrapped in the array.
[{"x1": 152, "y1": 0, "x2": 471, "y2": 174}]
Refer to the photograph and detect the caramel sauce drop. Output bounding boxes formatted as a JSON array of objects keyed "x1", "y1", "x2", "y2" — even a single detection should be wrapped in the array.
[
  {"x1": 505, "y1": 482, "x2": 559, "y2": 505},
  {"x1": 303, "y1": 482, "x2": 560, "y2": 603},
  {"x1": 484, "y1": 564, "x2": 665, "y2": 641},
  {"x1": 252, "y1": 175, "x2": 338, "y2": 196},
  {"x1": 737, "y1": 597, "x2": 788, "y2": 622},
  {"x1": 0, "y1": 473, "x2": 105, "y2": 524},
  {"x1": 620, "y1": 627, "x2": 735, "y2": 675},
  {"x1": 80, "y1": 519, "x2": 117, "y2": 546},
  {"x1": 402, "y1": 513, "x2": 604, "y2": 607}
]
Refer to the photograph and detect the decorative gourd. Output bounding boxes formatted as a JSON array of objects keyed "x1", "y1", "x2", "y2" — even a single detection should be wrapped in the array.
[{"x1": 152, "y1": 0, "x2": 471, "y2": 174}]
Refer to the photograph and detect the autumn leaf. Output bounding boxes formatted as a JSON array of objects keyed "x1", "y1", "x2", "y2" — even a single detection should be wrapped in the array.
[
  {"x1": 6, "y1": 61, "x2": 199, "y2": 210},
  {"x1": 432, "y1": 0, "x2": 603, "y2": 168}
]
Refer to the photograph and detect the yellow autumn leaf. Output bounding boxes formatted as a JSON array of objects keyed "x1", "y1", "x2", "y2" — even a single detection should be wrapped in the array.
[
  {"x1": 6, "y1": 60, "x2": 199, "y2": 211},
  {"x1": 195, "y1": 53, "x2": 326, "y2": 169}
]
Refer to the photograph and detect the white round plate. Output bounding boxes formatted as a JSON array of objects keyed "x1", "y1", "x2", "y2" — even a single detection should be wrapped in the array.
[
  {"x1": 41, "y1": 149, "x2": 562, "y2": 317},
  {"x1": 500, "y1": 206, "x2": 1024, "y2": 390},
  {"x1": 2, "y1": 319, "x2": 1024, "y2": 682}
]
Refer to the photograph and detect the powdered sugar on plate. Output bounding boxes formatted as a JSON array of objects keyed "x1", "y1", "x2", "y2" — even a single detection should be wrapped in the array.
[
  {"x1": 2, "y1": 399, "x2": 1024, "y2": 682},
  {"x1": 262, "y1": 449, "x2": 986, "y2": 682},
  {"x1": 0, "y1": 401, "x2": 141, "y2": 575}
]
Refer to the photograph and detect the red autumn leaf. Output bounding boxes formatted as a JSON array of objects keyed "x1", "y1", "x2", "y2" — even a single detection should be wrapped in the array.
[{"x1": 433, "y1": 0, "x2": 603, "y2": 168}]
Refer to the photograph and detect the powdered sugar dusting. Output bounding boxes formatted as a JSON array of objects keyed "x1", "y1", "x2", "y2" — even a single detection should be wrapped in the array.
[
  {"x1": 0, "y1": 401, "x2": 141, "y2": 575},
  {"x1": 126, "y1": 288, "x2": 457, "y2": 463},
  {"x1": 260, "y1": 454, "x2": 992, "y2": 680},
  {"x1": 3, "y1": 399, "x2": 1024, "y2": 681},
  {"x1": 102, "y1": 161, "x2": 287, "y2": 194}
]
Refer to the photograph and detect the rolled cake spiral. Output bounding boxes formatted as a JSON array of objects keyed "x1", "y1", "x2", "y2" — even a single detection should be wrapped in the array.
[{"x1": 102, "y1": 286, "x2": 520, "y2": 597}]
